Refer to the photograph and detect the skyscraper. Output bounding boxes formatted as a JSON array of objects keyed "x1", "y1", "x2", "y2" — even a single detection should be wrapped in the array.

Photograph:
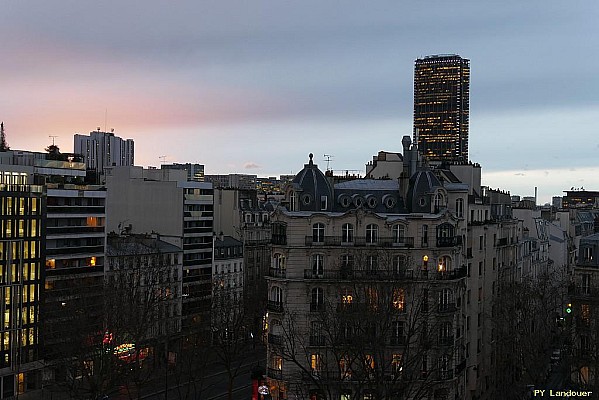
[{"x1": 414, "y1": 54, "x2": 470, "y2": 164}]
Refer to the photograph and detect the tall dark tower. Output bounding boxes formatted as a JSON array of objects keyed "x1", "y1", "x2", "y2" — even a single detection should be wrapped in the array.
[{"x1": 413, "y1": 54, "x2": 470, "y2": 164}]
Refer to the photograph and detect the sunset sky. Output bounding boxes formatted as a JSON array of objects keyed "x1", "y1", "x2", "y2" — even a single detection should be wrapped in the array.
[{"x1": 2, "y1": 1, "x2": 598, "y2": 203}]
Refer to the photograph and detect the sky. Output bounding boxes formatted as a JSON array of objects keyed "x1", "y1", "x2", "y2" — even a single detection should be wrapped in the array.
[{"x1": 2, "y1": 1, "x2": 598, "y2": 204}]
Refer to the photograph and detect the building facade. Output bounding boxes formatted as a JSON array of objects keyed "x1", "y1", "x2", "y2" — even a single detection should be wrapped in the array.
[
  {"x1": 0, "y1": 168, "x2": 45, "y2": 398},
  {"x1": 105, "y1": 166, "x2": 214, "y2": 336},
  {"x1": 266, "y1": 151, "x2": 469, "y2": 400},
  {"x1": 414, "y1": 55, "x2": 470, "y2": 164},
  {"x1": 74, "y1": 129, "x2": 134, "y2": 183}
]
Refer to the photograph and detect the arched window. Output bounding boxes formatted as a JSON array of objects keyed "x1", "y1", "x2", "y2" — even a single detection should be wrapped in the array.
[
  {"x1": 438, "y1": 255, "x2": 452, "y2": 272},
  {"x1": 312, "y1": 254, "x2": 324, "y2": 277},
  {"x1": 392, "y1": 225, "x2": 406, "y2": 244},
  {"x1": 273, "y1": 253, "x2": 286, "y2": 270},
  {"x1": 312, "y1": 223, "x2": 325, "y2": 243},
  {"x1": 433, "y1": 192, "x2": 445, "y2": 213},
  {"x1": 456, "y1": 198, "x2": 464, "y2": 218},
  {"x1": 311, "y1": 287, "x2": 324, "y2": 311},
  {"x1": 342, "y1": 223, "x2": 354, "y2": 244},
  {"x1": 366, "y1": 224, "x2": 378, "y2": 244}
]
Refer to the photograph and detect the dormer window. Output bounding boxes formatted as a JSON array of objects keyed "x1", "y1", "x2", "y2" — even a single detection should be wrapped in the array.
[
  {"x1": 320, "y1": 196, "x2": 328, "y2": 210},
  {"x1": 289, "y1": 191, "x2": 297, "y2": 211}
]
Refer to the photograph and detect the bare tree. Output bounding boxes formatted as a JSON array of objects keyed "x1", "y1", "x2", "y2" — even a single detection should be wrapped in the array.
[
  {"x1": 493, "y1": 269, "x2": 565, "y2": 398},
  {"x1": 269, "y1": 249, "x2": 465, "y2": 400}
]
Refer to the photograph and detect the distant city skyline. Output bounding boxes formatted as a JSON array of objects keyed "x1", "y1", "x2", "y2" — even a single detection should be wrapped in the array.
[{"x1": 2, "y1": 1, "x2": 598, "y2": 204}]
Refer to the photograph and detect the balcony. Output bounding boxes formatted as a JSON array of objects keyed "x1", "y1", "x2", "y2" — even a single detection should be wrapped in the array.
[
  {"x1": 46, "y1": 245, "x2": 104, "y2": 256},
  {"x1": 436, "y1": 236, "x2": 462, "y2": 247},
  {"x1": 437, "y1": 303, "x2": 457, "y2": 314},
  {"x1": 434, "y1": 265, "x2": 467, "y2": 280},
  {"x1": 46, "y1": 226, "x2": 105, "y2": 235},
  {"x1": 267, "y1": 300, "x2": 283, "y2": 313},
  {"x1": 269, "y1": 268, "x2": 287, "y2": 278},
  {"x1": 304, "y1": 236, "x2": 414, "y2": 248},
  {"x1": 267, "y1": 368, "x2": 283, "y2": 380},
  {"x1": 47, "y1": 205, "x2": 105, "y2": 215}
]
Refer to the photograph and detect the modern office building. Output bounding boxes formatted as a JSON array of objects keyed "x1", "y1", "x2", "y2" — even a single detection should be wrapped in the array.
[
  {"x1": 74, "y1": 129, "x2": 134, "y2": 183},
  {"x1": 0, "y1": 167, "x2": 45, "y2": 398},
  {"x1": 414, "y1": 55, "x2": 470, "y2": 164}
]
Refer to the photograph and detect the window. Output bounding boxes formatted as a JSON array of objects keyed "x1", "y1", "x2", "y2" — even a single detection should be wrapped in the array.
[
  {"x1": 433, "y1": 192, "x2": 444, "y2": 212},
  {"x1": 312, "y1": 254, "x2": 324, "y2": 276},
  {"x1": 584, "y1": 247, "x2": 593, "y2": 262},
  {"x1": 392, "y1": 321, "x2": 404, "y2": 344},
  {"x1": 422, "y1": 225, "x2": 428, "y2": 246},
  {"x1": 438, "y1": 255, "x2": 451, "y2": 272},
  {"x1": 366, "y1": 255, "x2": 378, "y2": 272},
  {"x1": 392, "y1": 354, "x2": 403, "y2": 375},
  {"x1": 320, "y1": 196, "x2": 328, "y2": 211},
  {"x1": 341, "y1": 254, "x2": 353, "y2": 271},
  {"x1": 339, "y1": 356, "x2": 352, "y2": 380},
  {"x1": 393, "y1": 255, "x2": 405, "y2": 275},
  {"x1": 271, "y1": 355, "x2": 283, "y2": 371},
  {"x1": 289, "y1": 191, "x2": 297, "y2": 211},
  {"x1": 392, "y1": 288, "x2": 405, "y2": 312},
  {"x1": 269, "y1": 254, "x2": 284, "y2": 272},
  {"x1": 365, "y1": 224, "x2": 378, "y2": 244},
  {"x1": 439, "y1": 322, "x2": 453, "y2": 344},
  {"x1": 456, "y1": 198, "x2": 464, "y2": 218},
  {"x1": 311, "y1": 353, "x2": 322, "y2": 376},
  {"x1": 582, "y1": 274, "x2": 591, "y2": 295},
  {"x1": 364, "y1": 354, "x2": 375, "y2": 376},
  {"x1": 270, "y1": 286, "x2": 283, "y2": 303},
  {"x1": 342, "y1": 223, "x2": 354, "y2": 243},
  {"x1": 311, "y1": 288, "x2": 324, "y2": 311},
  {"x1": 392, "y1": 225, "x2": 405, "y2": 244},
  {"x1": 439, "y1": 288, "x2": 453, "y2": 311},
  {"x1": 312, "y1": 223, "x2": 325, "y2": 243}
]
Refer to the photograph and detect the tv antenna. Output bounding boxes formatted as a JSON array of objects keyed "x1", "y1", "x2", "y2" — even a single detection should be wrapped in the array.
[
  {"x1": 159, "y1": 155, "x2": 167, "y2": 165},
  {"x1": 49, "y1": 135, "x2": 58, "y2": 146},
  {"x1": 323, "y1": 154, "x2": 334, "y2": 171}
]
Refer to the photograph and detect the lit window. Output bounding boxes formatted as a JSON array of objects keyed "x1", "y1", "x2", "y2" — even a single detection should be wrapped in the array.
[{"x1": 392, "y1": 288, "x2": 405, "y2": 311}]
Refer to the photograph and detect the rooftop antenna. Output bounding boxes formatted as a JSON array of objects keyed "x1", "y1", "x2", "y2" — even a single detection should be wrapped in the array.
[
  {"x1": 49, "y1": 135, "x2": 58, "y2": 146},
  {"x1": 104, "y1": 108, "x2": 108, "y2": 132},
  {"x1": 323, "y1": 154, "x2": 334, "y2": 171},
  {"x1": 159, "y1": 155, "x2": 167, "y2": 165}
]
